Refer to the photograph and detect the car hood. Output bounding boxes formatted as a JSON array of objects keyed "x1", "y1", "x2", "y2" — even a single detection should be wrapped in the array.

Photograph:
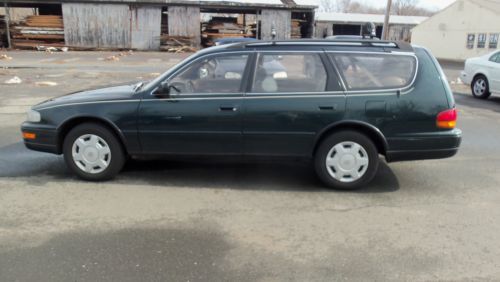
[{"x1": 33, "y1": 83, "x2": 139, "y2": 110}]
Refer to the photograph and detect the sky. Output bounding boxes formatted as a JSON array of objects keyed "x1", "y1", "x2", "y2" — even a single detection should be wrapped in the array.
[
  {"x1": 305, "y1": 0, "x2": 457, "y2": 11},
  {"x1": 362, "y1": 0, "x2": 457, "y2": 11}
]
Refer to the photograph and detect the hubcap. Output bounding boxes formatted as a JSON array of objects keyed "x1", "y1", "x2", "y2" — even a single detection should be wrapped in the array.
[
  {"x1": 72, "y1": 134, "x2": 111, "y2": 174},
  {"x1": 474, "y1": 79, "x2": 486, "y2": 95},
  {"x1": 325, "y1": 141, "x2": 369, "y2": 183}
]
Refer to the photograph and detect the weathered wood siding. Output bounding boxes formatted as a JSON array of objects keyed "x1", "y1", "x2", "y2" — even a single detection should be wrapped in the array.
[
  {"x1": 63, "y1": 3, "x2": 131, "y2": 48},
  {"x1": 260, "y1": 9, "x2": 291, "y2": 40},
  {"x1": 167, "y1": 6, "x2": 201, "y2": 48},
  {"x1": 63, "y1": 3, "x2": 162, "y2": 50},
  {"x1": 315, "y1": 22, "x2": 333, "y2": 38},
  {"x1": 130, "y1": 6, "x2": 161, "y2": 50}
]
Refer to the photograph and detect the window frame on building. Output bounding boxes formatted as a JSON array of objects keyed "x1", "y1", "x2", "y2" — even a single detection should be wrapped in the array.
[
  {"x1": 466, "y1": 33, "x2": 476, "y2": 49},
  {"x1": 477, "y1": 33, "x2": 487, "y2": 49},
  {"x1": 489, "y1": 33, "x2": 499, "y2": 49}
]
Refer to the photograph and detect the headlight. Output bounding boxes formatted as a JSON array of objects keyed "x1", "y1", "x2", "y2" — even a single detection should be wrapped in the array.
[{"x1": 27, "y1": 110, "x2": 41, "y2": 123}]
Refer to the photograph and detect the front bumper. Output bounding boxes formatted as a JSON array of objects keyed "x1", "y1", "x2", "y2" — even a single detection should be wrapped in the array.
[
  {"x1": 460, "y1": 71, "x2": 471, "y2": 85},
  {"x1": 385, "y1": 128, "x2": 462, "y2": 162},
  {"x1": 21, "y1": 123, "x2": 60, "y2": 154}
]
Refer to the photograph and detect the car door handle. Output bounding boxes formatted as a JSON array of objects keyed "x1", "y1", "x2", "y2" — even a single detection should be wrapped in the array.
[
  {"x1": 318, "y1": 105, "x2": 336, "y2": 111},
  {"x1": 219, "y1": 106, "x2": 238, "y2": 112},
  {"x1": 164, "y1": 116, "x2": 182, "y2": 120}
]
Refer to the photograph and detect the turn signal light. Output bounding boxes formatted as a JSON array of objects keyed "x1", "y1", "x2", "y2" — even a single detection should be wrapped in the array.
[
  {"x1": 22, "y1": 132, "x2": 36, "y2": 140},
  {"x1": 437, "y1": 108, "x2": 457, "y2": 129}
]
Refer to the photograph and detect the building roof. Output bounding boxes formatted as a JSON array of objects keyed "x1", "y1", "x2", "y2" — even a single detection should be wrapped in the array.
[
  {"x1": 469, "y1": 0, "x2": 500, "y2": 13},
  {"x1": 5, "y1": 0, "x2": 317, "y2": 9},
  {"x1": 316, "y1": 12, "x2": 428, "y2": 25}
]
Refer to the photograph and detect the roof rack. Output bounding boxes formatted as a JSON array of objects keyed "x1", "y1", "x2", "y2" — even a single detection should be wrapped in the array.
[{"x1": 240, "y1": 39, "x2": 414, "y2": 52}]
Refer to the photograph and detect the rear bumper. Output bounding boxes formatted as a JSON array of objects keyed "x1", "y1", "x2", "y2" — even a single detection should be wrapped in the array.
[
  {"x1": 385, "y1": 129, "x2": 462, "y2": 162},
  {"x1": 21, "y1": 123, "x2": 60, "y2": 154}
]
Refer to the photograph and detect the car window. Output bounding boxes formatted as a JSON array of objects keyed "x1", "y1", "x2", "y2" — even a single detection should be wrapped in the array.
[
  {"x1": 168, "y1": 54, "x2": 248, "y2": 94},
  {"x1": 251, "y1": 53, "x2": 327, "y2": 93},
  {"x1": 490, "y1": 52, "x2": 500, "y2": 63},
  {"x1": 330, "y1": 53, "x2": 417, "y2": 91}
]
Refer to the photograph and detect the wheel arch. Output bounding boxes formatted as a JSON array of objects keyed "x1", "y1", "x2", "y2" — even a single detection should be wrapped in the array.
[
  {"x1": 56, "y1": 116, "x2": 128, "y2": 155},
  {"x1": 472, "y1": 72, "x2": 488, "y2": 85},
  {"x1": 313, "y1": 121, "x2": 389, "y2": 156}
]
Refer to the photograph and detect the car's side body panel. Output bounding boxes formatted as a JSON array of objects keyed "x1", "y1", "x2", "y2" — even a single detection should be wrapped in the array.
[
  {"x1": 21, "y1": 40, "x2": 461, "y2": 166},
  {"x1": 23, "y1": 99, "x2": 141, "y2": 155}
]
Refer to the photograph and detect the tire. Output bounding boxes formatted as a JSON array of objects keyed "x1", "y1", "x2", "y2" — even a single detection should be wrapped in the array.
[
  {"x1": 63, "y1": 123, "x2": 126, "y2": 181},
  {"x1": 314, "y1": 131, "x2": 379, "y2": 190},
  {"x1": 471, "y1": 75, "x2": 491, "y2": 99}
]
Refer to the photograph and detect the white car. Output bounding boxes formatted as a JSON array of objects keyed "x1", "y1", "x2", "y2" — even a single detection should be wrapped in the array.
[{"x1": 461, "y1": 50, "x2": 500, "y2": 99}]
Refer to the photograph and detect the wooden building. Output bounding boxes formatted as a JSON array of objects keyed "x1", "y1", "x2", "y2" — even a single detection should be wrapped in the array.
[{"x1": 2, "y1": 0, "x2": 316, "y2": 50}]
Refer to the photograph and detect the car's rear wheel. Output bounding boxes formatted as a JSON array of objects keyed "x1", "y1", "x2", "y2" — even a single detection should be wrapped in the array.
[
  {"x1": 314, "y1": 131, "x2": 379, "y2": 190},
  {"x1": 63, "y1": 123, "x2": 125, "y2": 181},
  {"x1": 472, "y1": 75, "x2": 491, "y2": 99}
]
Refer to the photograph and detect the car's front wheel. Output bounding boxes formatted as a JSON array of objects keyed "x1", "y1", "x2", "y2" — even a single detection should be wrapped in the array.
[
  {"x1": 63, "y1": 123, "x2": 125, "y2": 181},
  {"x1": 314, "y1": 131, "x2": 379, "y2": 190},
  {"x1": 472, "y1": 75, "x2": 491, "y2": 99}
]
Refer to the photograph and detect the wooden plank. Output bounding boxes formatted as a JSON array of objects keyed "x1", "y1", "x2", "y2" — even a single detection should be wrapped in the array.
[
  {"x1": 168, "y1": 6, "x2": 201, "y2": 48},
  {"x1": 62, "y1": 3, "x2": 131, "y2": 49},
  {"x1": 130, "y1": 6, "x2": 161, "y2": 50},
  {"x1": 260, "y1": 9, "x2": 291, "y2": 40}
]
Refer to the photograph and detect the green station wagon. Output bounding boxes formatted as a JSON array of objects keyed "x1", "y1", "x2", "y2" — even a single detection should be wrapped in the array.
[{"x1": 21, "y1": 40, "x2": 462, "y2": 189}]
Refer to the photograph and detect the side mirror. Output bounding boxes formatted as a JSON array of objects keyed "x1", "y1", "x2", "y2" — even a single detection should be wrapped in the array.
[{"x1": 154, "y1": 81, "x2": 179, "y2": 98}]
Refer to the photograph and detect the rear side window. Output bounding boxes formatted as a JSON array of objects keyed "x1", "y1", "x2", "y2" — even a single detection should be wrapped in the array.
[
  {"x1": 490, "y1": 52, "x2": 500, "y2": 63},
  {"x1": 330, "y1": 53, "x2": 417, "y2": 91},
  {"x1": 251, "y1": 53, "x2": 327, "y2": 93}
]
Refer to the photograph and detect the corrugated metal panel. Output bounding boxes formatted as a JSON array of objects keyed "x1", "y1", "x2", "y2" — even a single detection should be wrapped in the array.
[
  {"x1": 63, "y1": 3, "x2": 131, "y2": 48},
  {"x1": 260, "y1": 9, "x2": 291, "y2": 40},
  {"x1": 130, "y1": 6, "x2": 161, "y2": 50},
  {"x1": 168, "y1": 6, "x2": 201, "y2": 47},
  {"x1": 316, "y1": 12, "x2": 428, "y2": 25}
]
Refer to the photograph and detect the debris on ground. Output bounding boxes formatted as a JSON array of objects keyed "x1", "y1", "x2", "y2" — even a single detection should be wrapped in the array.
[
  {"x1": 149, "y1": 72, "x2": 161, "y2": 77},
  {"x1": 4, "y1": 76, "x2": 22, "y2": 84},
  {"x1": 36, "y1": 46, "x2": 68, "y2": 52},
  {"x1": 160, "y1": 35, "x2": 198, "y2": 53},
  {"x1": 103, "y1": 51, "x2": 134, "y2": 62},
  {"x1": 162, "y1": 46, "x2": 198, "y2": 53},
  {"x1": 0, "y1": 54, "x2": 13, "y2": 60},
  {"x1": 105, "y1": 55, "x2": 120, "y2": 61},
  {"x1": 35, "y1": 81, "x2": 58, "y2": 87}
]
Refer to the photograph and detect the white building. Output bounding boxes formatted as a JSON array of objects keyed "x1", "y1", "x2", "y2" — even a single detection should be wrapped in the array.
[
  {"x1": 411, "y1": 0, "x2": 500, "y2": 61},
  {"x1": 315, "y1": 12, "x2": 428, "y2": 41}
]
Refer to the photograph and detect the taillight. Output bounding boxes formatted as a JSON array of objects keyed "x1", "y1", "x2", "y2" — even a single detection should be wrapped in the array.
[{"x1": 437, "y1": 108, "x2": 457, "y2": 129}]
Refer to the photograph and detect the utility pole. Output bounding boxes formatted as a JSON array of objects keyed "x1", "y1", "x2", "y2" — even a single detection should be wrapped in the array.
[{"x1": 382, "y1": 0, "x2": 392, "y2": 40}]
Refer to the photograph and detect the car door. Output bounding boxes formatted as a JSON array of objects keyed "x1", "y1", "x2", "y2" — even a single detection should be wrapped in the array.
[
  {"x1": 137, "y1": 52, "x2": 251, "y2": 155},
  {"x1": 242, "y1": 51, "x2": 346, "y2": 157}
]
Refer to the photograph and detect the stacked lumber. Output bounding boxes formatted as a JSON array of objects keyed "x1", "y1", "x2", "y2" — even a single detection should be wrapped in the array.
[
  {"x1": 291, "y1": 19, "x2": 304, "y2": 39},
  {"x1": 202, "y1": 17, "x2": 249, "y2": 47},
  {"x1": 25, "y1": 15, "x2": 63, "y2": 28},
  {"x1": 159, "y1": 35, "x2": 197, "y2": 53},
  {"x1": 10, "y1": 15, "x2": 65, "y2": 49}
]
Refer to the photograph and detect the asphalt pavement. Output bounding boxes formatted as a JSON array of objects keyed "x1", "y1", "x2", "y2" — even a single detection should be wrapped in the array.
[{"x1": 1, "y1": 51, "x2": 500, "y2": 281}]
